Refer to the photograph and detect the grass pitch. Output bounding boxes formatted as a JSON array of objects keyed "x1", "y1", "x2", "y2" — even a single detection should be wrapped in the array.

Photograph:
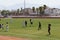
[{"x1": 0, "y1": 18, "x2": 60, "y2": 40}]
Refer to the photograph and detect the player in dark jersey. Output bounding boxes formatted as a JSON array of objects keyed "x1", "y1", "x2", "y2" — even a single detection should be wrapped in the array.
[
  {"x1": 30, "y1": 19, "x2": 33, "y2": 27},
  {"x1": 38, "y1": 22, "x2": 41, "y2": 30},
  {"x1": 48, "y1": 24, "x2": 51, "y2": 35},
  {"x1": 25, "y1": 21, "x2": 27, "y2": 27}
]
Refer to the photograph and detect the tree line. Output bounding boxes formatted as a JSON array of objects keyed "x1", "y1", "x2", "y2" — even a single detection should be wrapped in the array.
[{"x1": 0, "y1": 5, "x2": 47, "y2": 16}]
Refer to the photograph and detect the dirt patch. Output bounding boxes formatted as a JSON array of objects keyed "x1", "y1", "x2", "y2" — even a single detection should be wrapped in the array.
[{"x1": 0, "y1": 36, "x2": 29, "y2": 40}]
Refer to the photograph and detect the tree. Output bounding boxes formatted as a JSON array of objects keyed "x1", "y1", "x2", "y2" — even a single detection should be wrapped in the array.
[
  {"x1": 39, "y1": 6, "x2": 42, "y2": 15},
  {"x1": 32, "y1": 7, "x2": 35, "y2": 13},
  {"x1": 1, "y1": 10, "x2": 7, "y2": 16},
  {"x1": 1, "y1": 10, "x2": 10, "y2": 17},
  {"x1": 39, "y1": 5, "x2": 47, "y2": 15},
  {"x1": 36, "y1": 8, "x2": 39, "y2": 15},
  {"x1": 42, "y1": 5, "x2": 47, "y2": 15},
  {"x1": 21, "y1": 8, "x2": 23, "y2": 12},
  {"x1": 43, "y1": 5, "x2": 47, "y2": 10},
  {"x1": 17, "y1": 9, "x2": 20, "y2": 15},
  {"x1": 6, "y1": 10, "x2": 10, "y2": 16}
]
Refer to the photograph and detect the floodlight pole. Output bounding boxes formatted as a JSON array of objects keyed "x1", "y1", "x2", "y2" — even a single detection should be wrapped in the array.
[
  {"x1": 24, "y1": 0, "x2": 25, "y2": 15},
  {"x1": 24, "y1": 0, "x2": 25, "y2": 9}
]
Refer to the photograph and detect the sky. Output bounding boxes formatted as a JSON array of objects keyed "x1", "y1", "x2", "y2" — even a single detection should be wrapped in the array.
[{"x1": 0, "y1": 0, "x2": 60, "y2": 10}]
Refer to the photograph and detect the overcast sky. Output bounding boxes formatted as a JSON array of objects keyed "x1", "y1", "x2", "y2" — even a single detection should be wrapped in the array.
[{"x1": 0, "y1": 0, "x2": 60, "y2": 10}]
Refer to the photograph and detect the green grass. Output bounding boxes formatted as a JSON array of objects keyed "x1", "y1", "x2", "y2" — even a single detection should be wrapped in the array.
[{"x1": 0, "y1": 18, "x2": 60, "y2": 40}]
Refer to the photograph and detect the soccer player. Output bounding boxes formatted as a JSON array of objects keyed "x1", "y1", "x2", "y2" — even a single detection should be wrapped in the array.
[
  {"x1": 1, "y1": 24, "x2": 4, "y2": 30},
  {"x1": 25, "y1": 21, "x2": 27, "y2": 27},
  {"x1": 22, "y1": 20, "x2": 25, "y2": 27},
  {"x1": 38, "y1": 22, "x2": 41, "y2": 30},
  {"x1": 6, "y1": 22, "x2": 9, "y2": 32},
  {"x1": 48, "y1": 24, "x2": 51, "y2": 35},
  {"x1": 0, "y1": 24, "x2": 1, "y2": 29},
  {"x1": 30, "y1": 19, "x2": 31, "y2": 23},
  {"x1": 30, "y1": 19, "x2": 33, "y2": 27}
]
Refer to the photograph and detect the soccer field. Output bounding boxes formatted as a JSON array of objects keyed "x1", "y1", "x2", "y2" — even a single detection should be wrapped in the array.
[{"x1": 0, "y1": 18, "x2": 60, "y2": 40}]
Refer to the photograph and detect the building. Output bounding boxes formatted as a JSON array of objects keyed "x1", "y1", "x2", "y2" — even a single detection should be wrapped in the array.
[
  {"x1": 44, "y1": 7, "x2": 60, "y2": 16},
  {"x1": 21, "y1": 8, "x2": 37, "y2": 15}
]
